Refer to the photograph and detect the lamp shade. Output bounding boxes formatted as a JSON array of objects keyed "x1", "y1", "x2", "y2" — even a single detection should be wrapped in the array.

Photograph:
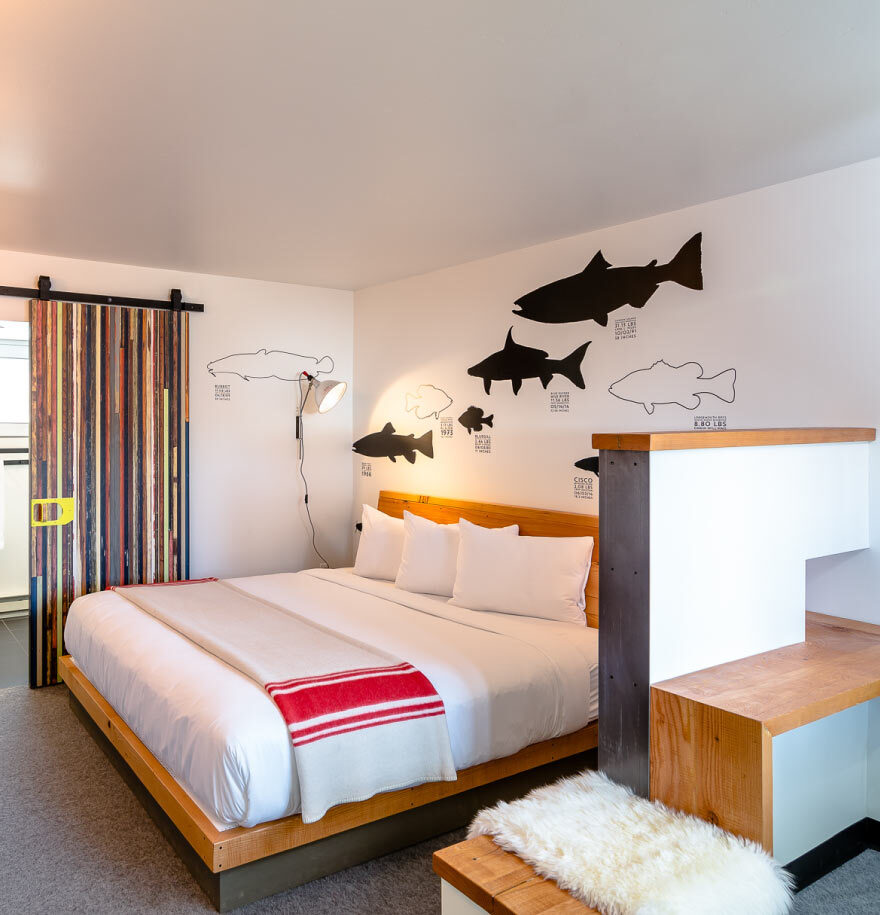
[{"x1": 313, "y1": 378, "x2": 347, "y2": 413}]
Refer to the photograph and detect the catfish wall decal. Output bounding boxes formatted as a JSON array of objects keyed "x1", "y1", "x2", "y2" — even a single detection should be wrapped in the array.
[
  {"x1": 513, "y1": 232, "x2": 702, "y2": 327},
  {"x1": 468, "y1": 328, "x2": 590, "y2": 395},
  {"x1": 352, "y1": 423, "x2": 434, "y2": 464},
  {"x1": 207, "y1": 349, "x2": 334, "y2": 381}
]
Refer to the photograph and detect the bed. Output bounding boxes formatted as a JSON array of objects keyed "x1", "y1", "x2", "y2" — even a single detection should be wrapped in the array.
[{"x1": 60, "y1": 491, "x2": 600, "y2": 911}]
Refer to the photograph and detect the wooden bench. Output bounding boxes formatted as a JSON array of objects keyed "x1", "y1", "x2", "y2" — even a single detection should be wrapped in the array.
[
  {"x1": 651, "y1": 611, "x2": 880, "y2": 875},
  {"x1": 433, "y1": 835, "x2": 597, "y2": 914}
]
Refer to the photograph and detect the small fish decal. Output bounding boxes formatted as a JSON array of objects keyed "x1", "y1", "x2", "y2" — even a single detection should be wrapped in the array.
[
  {"x1": 458, "y1": 406, "x2": 494, "y2": 435},
  {"x1": 352, "y1": 422, "x2": 434, "y2": 464},
  {"x1": 574, "y1": 456, "x2": 599, "y2": 475},
  {"x1": 468, "y1": 328, "x2": 590, "y2": 395},
  {"x1": 405, "y1": 384, "x2": 453, "y2": 420},
  {"x1": 513, "y1": 232, "x2": 702, "y2": 327},
  {"x1": 207, "y1": 349, "x2": 334, "y2": 381},
  {"x1": 609, "y1": 360, "x2": 736, "y2": 414}
]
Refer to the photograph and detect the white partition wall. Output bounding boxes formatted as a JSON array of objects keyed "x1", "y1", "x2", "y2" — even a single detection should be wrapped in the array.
[
  {"x1": 648, "y1": 441, "x2": 870, "y2": 683},
  {"x1": 596, "y1": 428, "x2": 874, "y2": 797}
]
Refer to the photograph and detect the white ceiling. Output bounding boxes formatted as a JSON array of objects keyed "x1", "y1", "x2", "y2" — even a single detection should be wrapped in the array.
[{"x1": 2, "y1": 1, "x2": 879, "y2": 290}]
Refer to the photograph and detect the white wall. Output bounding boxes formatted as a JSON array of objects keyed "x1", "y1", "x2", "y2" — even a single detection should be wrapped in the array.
[
  {"x1": 773, "y1": 701, "x2": 874, "y2": 863},
  {"x1": 649, "y1": 441, "x2": 869, "y2": 683},
  {"x1": 0, "y1": 249, "x2": 354, "y2": 579},
  {"x1": 870, "y1": 698, "x2": 880, "y2": 821},
  {"x1": 354, "y1": 157, "x2": 880, "y2": 624}
]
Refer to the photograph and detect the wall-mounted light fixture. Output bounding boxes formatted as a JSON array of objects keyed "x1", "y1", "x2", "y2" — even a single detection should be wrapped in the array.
[
  {"x1": 295, "y1": 371, "x2": 348, "y2": 568},
  {"x1": 312, "y1": 377, "x2": 348, "y2": 414},
  {"x1": 296, "y1": 373, "x2": 347, "y2": 437}
]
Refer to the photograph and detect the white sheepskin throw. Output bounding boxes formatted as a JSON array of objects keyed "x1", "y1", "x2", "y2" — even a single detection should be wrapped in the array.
[{"x1": 468, "y1": 770, "x2": 793, "y2": 915}]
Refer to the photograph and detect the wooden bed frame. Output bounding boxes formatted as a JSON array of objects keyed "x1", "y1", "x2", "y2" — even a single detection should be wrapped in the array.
[{"x1": 61, "y1": 491, "x2": 600, "y2": 911}]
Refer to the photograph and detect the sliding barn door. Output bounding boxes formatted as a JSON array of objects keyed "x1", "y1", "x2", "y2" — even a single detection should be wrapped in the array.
[{"x1": 29, "y1": 300, "x2": 190, "y2": 686}]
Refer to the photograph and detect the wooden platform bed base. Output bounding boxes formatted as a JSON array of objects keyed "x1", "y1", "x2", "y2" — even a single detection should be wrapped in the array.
[{"x1": 62, "y1": 656, "x2": 598, "y2": 912}]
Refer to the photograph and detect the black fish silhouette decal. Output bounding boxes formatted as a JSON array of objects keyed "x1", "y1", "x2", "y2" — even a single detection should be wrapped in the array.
[
  {"x1": 352, "y1": 423, "x2": 433, "y2": 464},
  {"x1": 458, "y1": 406, "x2": 494, "y2": 435},
  {"x1": 468, "y1": 328, "x2": 590, "y2": 395},
  {"x1": 574, "y1": 456, "x2": 599, "y2": 475},
  {"x1": 513, "y1": 232, "x2": 702, "y2": 327}
]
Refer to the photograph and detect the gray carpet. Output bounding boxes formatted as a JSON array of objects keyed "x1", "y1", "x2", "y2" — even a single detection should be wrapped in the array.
[
  {"x1": 795, "y1": 850, "x2": 880, "y2": 913},
  {"x1": 0, "y1": 685, "x2": 462, "y2": 913},
  {"x1": 0, "y1": 683, "x2": 877, "y2": 913}
]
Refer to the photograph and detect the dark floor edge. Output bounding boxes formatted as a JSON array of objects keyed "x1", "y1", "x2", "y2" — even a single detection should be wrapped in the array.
[
  {"x1": 67, "y1": 687, "x2": 597, "y2": 912},
  {"x1": 787, "y1": 817, "x2": 880, "y2": 891}
]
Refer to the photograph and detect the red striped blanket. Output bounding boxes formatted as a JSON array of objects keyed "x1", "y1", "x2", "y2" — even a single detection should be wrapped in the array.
[
  {"x1": 112, "y1": 579, "x2": 456, "y2": 822},
  {"x1": 267, "y1": 662, "x2": 447, "y2": 747}
]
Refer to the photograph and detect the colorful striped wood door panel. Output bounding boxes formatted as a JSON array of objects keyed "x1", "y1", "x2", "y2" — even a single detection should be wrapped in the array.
[{"x1": 29, "y1": 300, "x2": 190, "y2": 686}]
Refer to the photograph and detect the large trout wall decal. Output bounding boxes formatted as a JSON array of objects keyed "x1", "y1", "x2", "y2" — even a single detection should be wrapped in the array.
[{"x1": 513, "y1": 232, "x2": 702, "y2": 327}]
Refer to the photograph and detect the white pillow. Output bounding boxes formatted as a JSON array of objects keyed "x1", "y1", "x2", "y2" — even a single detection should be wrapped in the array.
[
  {"x1": 395, "y1": 511, "x2": 518, "y2": 597},
  {"x1": 353, "y1": 504, "x2": 405, "y2": 580},
  {"x1": 449, "y1": 518, "x2": 593, "y2": 625}
]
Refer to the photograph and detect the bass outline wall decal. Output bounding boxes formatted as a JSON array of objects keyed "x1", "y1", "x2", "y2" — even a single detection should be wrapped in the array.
[
  {"x1": 609, "y1": 359, "x2": 736, "y2": 414},
  {"x1": 574, "y1": 456, "x2": 599, "y2": 475},
  {"x1": 405, "y1": 384, "x2": 453, "y2": 420},
  {"x1": 352, "y1": 423, "x2": 434, "y2": 464},
  {"x1": 206, "y1": 349, "x2": 334, "y2": 381},
  {"x1": 468, "y1": 328, "x2": 591, "y2": 395},
  {"x1": 458, "y1": 406, "x2": 493, "y2": 435},
  {"x1": 513, "y1": 232, "x2": 702, "y2": 327}
]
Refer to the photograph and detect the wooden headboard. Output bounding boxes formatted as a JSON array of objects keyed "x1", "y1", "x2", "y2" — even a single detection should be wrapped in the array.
[{"x1": 376, "y1": 490, "x2": 600, "y2": 628}]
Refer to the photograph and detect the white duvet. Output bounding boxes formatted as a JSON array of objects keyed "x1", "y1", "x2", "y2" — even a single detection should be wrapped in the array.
[{"x1": 64, "y1": 568, "x2": 598, "y2": 830}]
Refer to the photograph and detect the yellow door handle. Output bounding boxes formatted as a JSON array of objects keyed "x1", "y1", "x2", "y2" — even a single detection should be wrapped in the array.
[{"x1": 31, "y1": 498, "x2": 75, "y2": 527}]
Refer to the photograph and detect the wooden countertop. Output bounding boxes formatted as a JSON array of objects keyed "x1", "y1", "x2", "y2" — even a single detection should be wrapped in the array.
[
  {"x1": 652, "y1": 612, "x2": 880, "y2": 735},
  {"x1": 434, "y1": 835, "x2": 596, "y2": 914},
  {"x1": 591, "y1": 428, "x2": 875, "y2": 452}
]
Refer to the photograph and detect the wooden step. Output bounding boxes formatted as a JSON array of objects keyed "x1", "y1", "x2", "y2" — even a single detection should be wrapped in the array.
[{"x1": 434, "y1": 836, "x2": 597, "y2": 914}]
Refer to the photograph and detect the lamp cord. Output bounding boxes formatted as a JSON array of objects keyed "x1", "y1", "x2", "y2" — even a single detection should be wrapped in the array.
[{"x1": 297, "y1": 377, "x2": 329, "y2": 569}]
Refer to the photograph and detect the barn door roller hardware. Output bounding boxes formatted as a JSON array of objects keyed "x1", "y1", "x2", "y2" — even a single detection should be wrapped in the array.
[{"x1": 0, "y1": 276, "x2": 204, "y2": 313}]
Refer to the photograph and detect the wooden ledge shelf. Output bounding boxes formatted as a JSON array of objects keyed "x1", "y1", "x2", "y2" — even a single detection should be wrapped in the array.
[
  {"x1": 652, "y1": 612, "x2": 880, "y2": 736},
  {"x1": 592, "y1": 427, "x2": 875, "y2": 452},
  {"x1": 650, "y1": 612, "x2": 880, "y2": 853},
  {"x1": 434, "y1": 836, "x2": 596, "y2": 914}
]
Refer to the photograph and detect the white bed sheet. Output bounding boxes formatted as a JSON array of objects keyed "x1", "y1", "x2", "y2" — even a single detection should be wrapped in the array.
[{"x1": 64, "y1": 568, "x2": 598, "y2": 830}]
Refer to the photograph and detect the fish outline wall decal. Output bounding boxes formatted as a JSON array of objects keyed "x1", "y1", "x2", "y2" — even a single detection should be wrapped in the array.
[
  {"x1": 458, "y1": 406, "x2": 494, "y2": 435},
  {"x1": 513, "y1": 232, "x2": 703, "y2": 327},
  {"x1": 352, "y1": 423, "x2": 434, "y2": 464},
  {"x1": 609, "y1": 359, "x2": 736, "y2": 414},
  {"x1": 468, "y1": 328, "x2": 591, "y2": 395},
  {"x1": 574, "y1": 456, "x2": 599, "y2": 475},
  {"x1": 207, "y1": 349, "x2": 334, "y2": 381},
  {"x1": 405, "y1": 384, "x2": 453, "y2": 419}
]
